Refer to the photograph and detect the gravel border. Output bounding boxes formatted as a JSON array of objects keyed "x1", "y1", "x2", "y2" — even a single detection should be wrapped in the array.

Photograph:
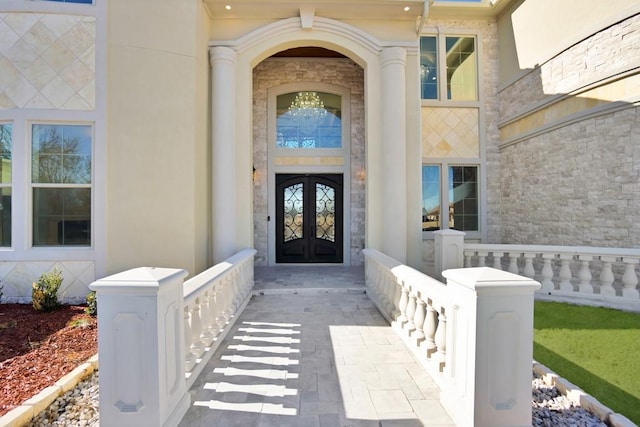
[{"x1": 3, "y1": 362, "x2": 636, "y2": 427}]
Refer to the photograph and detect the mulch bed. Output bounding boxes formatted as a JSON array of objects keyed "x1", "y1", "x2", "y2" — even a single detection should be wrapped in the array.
[{"x1": 0, "y1": 304, "x2": 97, "y2": 417}]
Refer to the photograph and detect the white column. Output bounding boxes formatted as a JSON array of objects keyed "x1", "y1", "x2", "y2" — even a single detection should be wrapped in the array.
[
  {"x1": 380, "y1": 47, "x2": 407, "y2": 262},
  {"x1": 90, "y1": 268, "x2": 190, "y2": 427},
  {"x1": 210, "y1": 46, "x2": 238, "y2": 263}
]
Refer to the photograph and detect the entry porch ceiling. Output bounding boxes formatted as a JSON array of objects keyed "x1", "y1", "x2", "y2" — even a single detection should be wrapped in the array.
[{"x1": 204, "y1": 0, "x2": 512, "y2": 21}]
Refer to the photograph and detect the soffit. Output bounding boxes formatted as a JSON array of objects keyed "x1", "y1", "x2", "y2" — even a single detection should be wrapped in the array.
[{"x1": 204, "y1": 0, "x2": 514, "y2": 21}]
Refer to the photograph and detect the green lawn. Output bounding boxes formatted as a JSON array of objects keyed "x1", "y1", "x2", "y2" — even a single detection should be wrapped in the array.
[{"x1": 534, "y1": 301, "x2": 640, "y2": 424}]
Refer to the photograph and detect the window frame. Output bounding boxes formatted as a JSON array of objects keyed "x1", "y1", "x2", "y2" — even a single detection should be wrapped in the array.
[
  {"x1": 0, "y1": 122, "x2": 12, "y2": 248},
  {"x1": 420, "y1": 31, "x2": 480, "y2": 105},
  {"x1": 29, "y1": 122, "x2": 94, "y2": 248},
  {"x1": 421, "y1": 161, "x2": 482, "y2": 238}
]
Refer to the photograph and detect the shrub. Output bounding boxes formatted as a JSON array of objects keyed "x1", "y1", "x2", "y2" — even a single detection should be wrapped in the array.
[
  {"x1": 85, "y1": 290, "x2": 97, "y2": 317},
  {"x1": 32, "y1": 268, "x2": 63, "y2": 311},
  {"x1": 0, "y1": 280, "x2": 4, "y2": 303}
]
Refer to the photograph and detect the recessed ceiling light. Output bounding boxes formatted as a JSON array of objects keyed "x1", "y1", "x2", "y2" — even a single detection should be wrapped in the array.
[
  {"x1": 225, "y1": 4, "x2": 231, "y2": 10},
  {"x1": 404, "y1": 6, "x2": 410, "y2": 11}
]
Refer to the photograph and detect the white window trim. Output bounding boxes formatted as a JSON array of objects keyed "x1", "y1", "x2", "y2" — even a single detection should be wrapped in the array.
[
  {"x1": 28, "y1": 121, "x2": 95, "y2": 249},
  {"x1": 422, "y1": 160, "x2": 483, "y2": 240}
]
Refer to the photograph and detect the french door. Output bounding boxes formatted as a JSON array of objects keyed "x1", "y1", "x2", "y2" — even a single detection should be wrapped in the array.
[{"x1": 275, "y1": 174, "x2": 343, "y2": 263}]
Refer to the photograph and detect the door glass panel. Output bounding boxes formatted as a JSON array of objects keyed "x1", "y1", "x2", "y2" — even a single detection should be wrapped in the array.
[
  {"x1": 315, "y1": 183, "x2": 335, "y2": 242},
  {"x1": 283, "y1": 183, "x2": 303, "y2": 242},
  {"x1": 276, "y1": 92, "x2": 341, "y2": 148}
]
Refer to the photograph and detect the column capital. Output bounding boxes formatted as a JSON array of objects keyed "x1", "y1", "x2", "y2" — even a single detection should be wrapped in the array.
[
  {"x1": 380, "y1": 46, "x2": 407, "y2": 68},
  {"x1": 209, "y1": 46, "x2": 238, "y2": 67}
]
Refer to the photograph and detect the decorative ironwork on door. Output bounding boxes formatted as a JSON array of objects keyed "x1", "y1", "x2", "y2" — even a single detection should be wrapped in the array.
[{"x1": 276, "y1": 174, "x2": 343, "y2": 263}]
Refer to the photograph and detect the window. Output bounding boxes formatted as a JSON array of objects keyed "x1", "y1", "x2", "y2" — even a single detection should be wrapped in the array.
[
  {"x1": 422, "y1": 165, "x2": 478, "y2": 232},
  {"x1": 32, "y1": 124, "x2": 92, "y2": 246},
  {"x1": 276, "y1": 92, "x2": 341, "y2": 148},
  {"x1": 0, "y1": 124, "x2": 11, "y2": 247},
  {"x1": 420, "y1": 35, "x2": 478, "y2": 101}
]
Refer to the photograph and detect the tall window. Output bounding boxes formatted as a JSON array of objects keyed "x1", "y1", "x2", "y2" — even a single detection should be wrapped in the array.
[
  {"x1": 420, "y1": 35, "x2": 478, "y2": 101},
  {"x1": 422, "y1": 165, "x2": 478, "y2": 232},
  {"x1": 0, "y1": 124, "x2": 11, "y2": 247},
  {"x1": 32, "y1": 124, "x2": 92, "y2": 246},
  {"x1": 276, "y1": 92, "x2": 341, "y2": 149}
]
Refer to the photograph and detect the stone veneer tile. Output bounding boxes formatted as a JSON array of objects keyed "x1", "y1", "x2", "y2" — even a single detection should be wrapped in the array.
[{"x1": 0, "y1": 12, "x2": 96, "y2": 111}]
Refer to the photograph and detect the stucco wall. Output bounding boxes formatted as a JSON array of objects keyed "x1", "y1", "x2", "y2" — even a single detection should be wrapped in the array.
[
  {"x1": 106, "y1": 0, "x2": 210, "y2": 276},
  {"x1": 498, "y1": 13, "x2": 640, "y2": 248},
  {"x1": 252, "y1": 57, "x2": 365, "y2": 266}
]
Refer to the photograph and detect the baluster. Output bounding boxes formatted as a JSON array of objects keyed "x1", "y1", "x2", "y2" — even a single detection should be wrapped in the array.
[
  {"x1": 558, "y1": 255, "x2": 574, "y2": 292},
  {"x1": 492, "y1": 252, "x2": 504, "y2": 270},
  {"x1": 397, "y1": 280, "x2": 409, "y2": 326},
  {"x1": 621, "y1": 257, "x2": 640, "y2": 298},
  {"x1": 423, "y1": 300, "x2": 438, "y2": 356},
  {"x1": 477, "y1": 251, "x2": 488, "y2": 267},
  {"x1": 405, "y1": 285, "x2": 417, "y2": 334},
  {"x1": 213, "y1": 285, "x2": 227, "y2": 330},
  {"x1": 464, "y1": 251, "x2": 472, "y2": 268},
  {"x1": 599, "y1": 256, "x2": 616, "y2": 297},
  {"x1": 435, "y1": 308, "x2": 447, "y2": 372},
  {"x1": 207, "y1": 289, "x2": 222, "y2": 338},
  {"x1": 383, "y1": 270, "x2": 394, "y2": 317},
  {"x1": 189, "y1": 298, "x2": 206, "y2": 358},
  {"x1": 390, "y1": 273, "x2": 403, "y2": 320},
  {"x1": 220, "y1": 278, "x2": 232, "y2": 321},
  {"x1": 413, "y1": 292, "x2": 426, "y2": 346},
  {"x1": 577, "y1": 255, "x2": 593, "y2": 294},
  {"x1": 231, "y1": 270, "x2": 242, "y2": 312},
  {"x1": 199, "y1": 291, "x2": 215, "y2": 346},
  {"x1": 507, "y1": 253, "x2": 519, "y2": 274},
  {"x1": 184, "y1": 306, "x2": 196, "y2": 372},
  {"x1": 523, "y1": 253, "x2": 536, "y2": 278},
  {"x1": 540, "y1": 254, "x2": 555, "y2": 291}
]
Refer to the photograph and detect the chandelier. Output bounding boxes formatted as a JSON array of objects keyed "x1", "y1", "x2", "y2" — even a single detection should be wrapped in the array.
[{"x1": 288, "y1": 92, "x2": 327, "y2": 120}]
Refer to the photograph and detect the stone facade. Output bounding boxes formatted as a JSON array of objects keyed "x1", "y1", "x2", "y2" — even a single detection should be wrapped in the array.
[
  {"x1": 252, "y1": 58, "x2": 365, "y2": 266},
  {"x1": 0, "y1": 12, "x2": 95, "y2": 110},
  {"x1": 501, "y1": 107, "x2": 640, "y2": 247},
  {"x1": 499, "y1": 14, "x2": 640, "y2": 248},
  {"x1": 421, "y1": 18, "x2": 502, "y2": 247},
  {"x1": 500, "y1": 14, "x2": 640, "y2": 120}
]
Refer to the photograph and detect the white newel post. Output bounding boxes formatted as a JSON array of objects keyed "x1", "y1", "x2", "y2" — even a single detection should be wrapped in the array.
[
  {"x1": 434, "y1": 229, "x2": 465, "y2": 279},
  {"x1": 90, "y1": 268, "x2": 190, "y2": 427},
  {"x1": 441, "y1": 267, "x2": 541, "y2": 427}
]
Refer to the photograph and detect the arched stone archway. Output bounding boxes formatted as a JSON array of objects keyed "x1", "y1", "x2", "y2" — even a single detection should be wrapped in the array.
[{"x1": 209, "y1": 16, "x2": 422, "y2": 268}]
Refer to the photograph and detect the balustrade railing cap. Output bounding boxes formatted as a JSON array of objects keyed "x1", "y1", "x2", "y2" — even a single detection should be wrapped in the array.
[
  {"x1": 432, "y1": 229, "x2": 466, "y2": 237},
  {"x1": 443, "y1": 267, "x2": 541, "y2": 292},
  {"x1": 90, "y1": 267, "x2": 188, "y2": 291}
]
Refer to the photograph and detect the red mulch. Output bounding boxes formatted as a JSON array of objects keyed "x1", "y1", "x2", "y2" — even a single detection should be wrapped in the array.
[{"x1": 0, "y1": 304, "x2": 97, "y2": 417}]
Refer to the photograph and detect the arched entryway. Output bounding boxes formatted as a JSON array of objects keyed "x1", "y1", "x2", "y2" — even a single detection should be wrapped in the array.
[
  {"x1": 251, "y1": 51, "x2": 364, "y2": 266},
  {"x1": 208, "y1": 17, "x2": 422, "y2": 269}
]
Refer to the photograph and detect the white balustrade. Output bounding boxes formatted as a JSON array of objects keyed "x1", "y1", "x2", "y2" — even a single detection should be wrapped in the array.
[
  {"x1": 463, "y1": 244, "x2": 640, "y2": 311},
  {"x1": 91, "y1": 248, "x2": 257, "y2": 427},
  {"x1": 183, "y1": 248, "x2": 257, "y2": 388},
  {"x1": 364, "y1": 248, "x2": 540, "y2": 427}
]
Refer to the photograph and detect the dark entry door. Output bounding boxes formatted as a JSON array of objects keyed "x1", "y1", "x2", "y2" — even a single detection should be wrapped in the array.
[{"x1": 276, "y1": 174, "x2": 343, "y2": 263}]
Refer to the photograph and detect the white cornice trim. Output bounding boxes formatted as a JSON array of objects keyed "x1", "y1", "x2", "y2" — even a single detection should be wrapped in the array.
[{"x1": 209, "y1": 16, "x2": 418, "y2": 59}]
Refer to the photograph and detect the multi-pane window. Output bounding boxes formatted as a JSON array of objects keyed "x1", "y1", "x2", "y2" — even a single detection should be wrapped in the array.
[
  {"x1": 0, "y1": 124, "x2": 11, "y2": 247},
  {"x1": 276, "y1": 92, "x2": 342, "y2": 149},
  {"x1": 422, "y1": 165, "x2": 478, "y2": 232},
  {"x1": 420, "y1": 35, "x2": 478, "y2": 101},
  {"x1": 32, "y1": 124, "x2": 92, "y2": 246}
]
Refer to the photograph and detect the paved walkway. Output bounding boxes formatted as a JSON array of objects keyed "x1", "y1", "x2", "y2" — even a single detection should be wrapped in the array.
[{"x1": 179, "y1": 267, "x2": 454, "y2": 427}]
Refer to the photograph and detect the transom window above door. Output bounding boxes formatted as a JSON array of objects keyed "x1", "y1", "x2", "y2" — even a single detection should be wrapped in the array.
[{"x1": 276, "y1": 92, "x2": 341, "y2": 149}]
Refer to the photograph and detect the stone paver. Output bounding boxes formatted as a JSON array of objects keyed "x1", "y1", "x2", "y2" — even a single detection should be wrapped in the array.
[{"x1": 179, "y1": 288, "x2": 454, "y2": 427}]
